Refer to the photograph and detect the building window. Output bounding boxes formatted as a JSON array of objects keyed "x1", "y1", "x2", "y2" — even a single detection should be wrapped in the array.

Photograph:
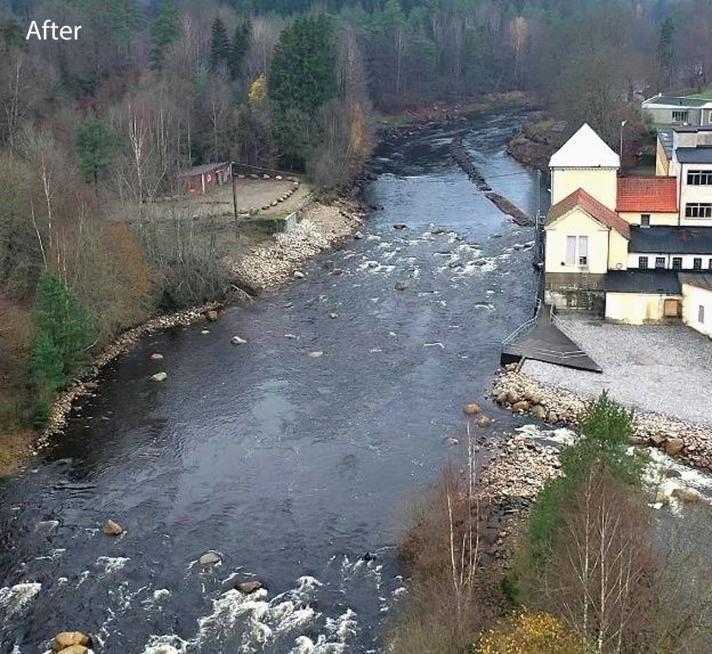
[
  {"x1": 638, "y1": 256, "x2": 648, "y2": 269},
  {"x1": 641, "y1": 214, "x2": 650, "y2": 227},
  {"x1": 694, "y1": 257, "x2": 703, "y2": 270},
  {"x1": 565, "y1": 235, "x2": 588, "y2": 266},
  {"x1": 655, "y1": 257, "x2": 666, "y2": 269},
  {"x1": 672, "y1": 257, "x2": 683, "y2": 270},
  {"x1": 672, "y1": 110, "x2": 689, "y2": 123},
  {"x1": 578, "y1": 236, "x2": 588, "y2": 266},
  {"x1": 687, "y1": 170, "x2": 712, "y2": 186},
  {"x1": 699, "y1": 305, "x2": 706, "y2": 324},
  {"x1": 685, "y1": 203, "x2": 712, "y2": 218},
  {"x1": 709, "y1": 258, "x2": 712, "y2": 270}
]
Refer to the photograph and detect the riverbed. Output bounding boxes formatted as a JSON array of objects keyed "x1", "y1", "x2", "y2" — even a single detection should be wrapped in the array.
[{"x1": 0, "y1": 115, "x2": 545, "y2": 653}]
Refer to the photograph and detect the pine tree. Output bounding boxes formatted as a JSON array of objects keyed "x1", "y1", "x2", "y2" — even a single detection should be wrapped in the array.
[
  {"x1": 77, "y1": 116, "x2": 113, "y2": 191},
  {"x1": 210, "y1": 16, "x2": 231, "y2": 74},
  {"x1": 657, "y1": 17, "x2": 675, "y2": 89},
  {"x1": 150, "y1": 0, "x2": 180, "y2": 71},
  {"x1": 229, "y1": 20, "x2": 251, "y2": 81},
  {"x1": 30, "y1": 272, "x2": 93, "y2": 424}
]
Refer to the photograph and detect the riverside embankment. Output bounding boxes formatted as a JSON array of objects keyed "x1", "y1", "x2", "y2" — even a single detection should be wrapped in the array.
[{"x1": 0, "y1": 112, "x2": 545, "y2": 653}]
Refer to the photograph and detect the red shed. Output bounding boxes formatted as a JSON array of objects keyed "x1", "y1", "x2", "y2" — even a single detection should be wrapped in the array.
[{"x1": 178, "y1": 162, "x2": 232, "y2": 195}]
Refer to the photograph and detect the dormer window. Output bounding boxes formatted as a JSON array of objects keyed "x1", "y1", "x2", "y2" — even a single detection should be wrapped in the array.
[{"x1": 641, "y1": 214, "x2": 650, "y2": 227}]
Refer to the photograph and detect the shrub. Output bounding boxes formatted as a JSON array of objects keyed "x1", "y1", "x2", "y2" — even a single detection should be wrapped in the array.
[{"x1": 474, "y1": 611, "x2": 587, "y2": 654}]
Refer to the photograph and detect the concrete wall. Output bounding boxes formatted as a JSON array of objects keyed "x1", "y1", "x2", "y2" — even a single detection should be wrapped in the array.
[
  {"x1": 545, "y1": 208, "x2": 611, "y2": 275},
  {"x1": 618, "y1": 211, "x2": 678, "y2": 226},
  {"x1": 550, "y1": 168, "x2": 618, "y2": 209},
  {"x1": 605, "y1": 292, "x2": 682, "y2": 324},
  {"x1": 656, "y1": 139, "x2": 671, "y2": 176},
  {"x1": 682, "y1": 283, "x2": 712, "y2": 337},
  {"x1": 545, "y1": 272, "x2": 606, "y2": 313},
  {"x1": 643, "y1": 106, "x2": 704, "y2": 127}
]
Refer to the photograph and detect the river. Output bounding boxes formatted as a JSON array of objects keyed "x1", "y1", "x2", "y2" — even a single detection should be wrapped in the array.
[{"x1": 0, "y1": 114, "x2": 546, "y2": 653}]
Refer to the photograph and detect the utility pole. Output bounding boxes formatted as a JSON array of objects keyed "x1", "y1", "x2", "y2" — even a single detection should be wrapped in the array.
[{"x1": 231, "y1": 161, "x2": 239, "y2": 231}]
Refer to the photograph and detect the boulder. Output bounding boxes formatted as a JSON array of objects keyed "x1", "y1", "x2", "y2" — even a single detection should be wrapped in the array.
[
  {"x1": 447, "y1": 437, "x2": 459, "y2": 446},
  {"x1": 205, "y1": 310, "x2": 219, "y2": 322},
  {"x1": 649, "y1": 433, "x2": 666, "y2": 447},
  {"x1": 506, "y1": 390, "x2": 519, "y2": 405},
  {"x1": 463, "y1": 403, "x2": 481, "y2": 416},
  {"x1": 51, "y1": 632, "x2": 90, "y2": 652},
  {"x1": 149, "y1": 353, "x2": 164, "y2": 360},
  {"x1": 665, "y1": 438, "x2": 685, "y2": 456},
  {"x1": 531, "y1": 405, "x2": 547, "y2": 420},
  {"x1": 61, "y1": 647, "x2": 89, "y2": 654},
  {"x1": 394, "y1": 281, "x2": 408, "y2": 291},
  {"x1": 495, "y1": 392, "x2": 508, "y2": 405},
  {"x1": 102, "y1": 519, "x2": 124, "y2": 536},
  {"x1": 236, "y1": 580, "x2": 263, "y2": 594},
  {"x1": 512, "y1": 400, "x2": 530, "y2": 413},
  {"x1": 393, "y1": 223, "x2": 407, "y2": 230},
  {"x1": 354, "y1": 231, "x2": 364, "y2": 240},
  {"x1": 308, "y1": 351, "x2": 324, "y2": 359},
  {"x1": 547, "y1": 411, "x2": 559, "y2": 423},
  {"x1": 329, "y1": 313, "x2": 339, "y2": 319},
  {"x1": 671, "y1": 486, "x2": 704, "y2": 503},
  {"x1": 293, "y1": 270, "x2": 305, "y2": 279},
  {"x1": 231, "y1": 336, "x2": 247, "y2": 345},
  {"x1": 151, "y1": 372, "x2": 168, "y2": 382},
  {"x1": 199, "y1": 552, "x2": 221, "y2": 566},
  {"x1": 476, "y1": 416, "x2": 491, "y2": 428}
]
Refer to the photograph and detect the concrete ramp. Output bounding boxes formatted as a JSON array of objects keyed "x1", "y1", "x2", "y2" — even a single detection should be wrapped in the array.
[{"x1": 502, "y1": 307, "x2": 602, "y2": 372}]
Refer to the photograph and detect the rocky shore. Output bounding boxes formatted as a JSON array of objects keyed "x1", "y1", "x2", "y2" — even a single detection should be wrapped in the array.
[
  {"x1": 489, "y1": 367, "x2": 712, "y2": 471},
  {"x1": 506, "y1": 115, "x2": 568, "y2": 173}
]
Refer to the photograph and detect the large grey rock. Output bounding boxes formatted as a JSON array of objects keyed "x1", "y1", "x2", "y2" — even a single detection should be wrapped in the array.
[
  {"x1": 236, "y1": 580, "x2": 263, "y2": 594},
  {"x1": 463, "y1": 403, "x2": 481, "y2": 416},
  {"x1": 199, "y1": 552, "x2": 221, "y2": 566},
  {"x1": 51, "y1": 632, "x2": 90, "y2": 652},
  {"x1": 151, "y1": 372, "x2": 168, "y2": 382},
  {"x1": 231, "y1": 336, "x2": 247, "y2": 345}
]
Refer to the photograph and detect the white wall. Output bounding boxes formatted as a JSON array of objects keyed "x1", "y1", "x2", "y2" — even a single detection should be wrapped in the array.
[
  {"x1": 682, "y1": 283, "x2": 712, "y2": 337},
  {"x1": 605, "y1": 292, "x2": 682, "y2": 324},
  {"x1": 550, "y1": 168, "x2": 618, "y2": 209}
]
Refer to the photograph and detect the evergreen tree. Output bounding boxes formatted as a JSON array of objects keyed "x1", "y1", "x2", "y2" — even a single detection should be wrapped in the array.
[
  {"x1": 657, "y1": 17, "x2": 675, "y2": 89},
  {"x1": 30, "y1": 272, "x2": 93, "y2": 425},
  {"x1": 229, "y1": 20, "x2": 251, "y2": 81},
  {"x1": 150, "y1": 0, "x2": 180, "y2": 71},
  {"x1": 77, "y1": 116, "x2": 113, "y2": 190},
  {"x1": 268, "y1": 15, "x2": 336, "y2": 168},
  {"x1": 210, "y1": 16, "x2": 231, "y2": 74}
]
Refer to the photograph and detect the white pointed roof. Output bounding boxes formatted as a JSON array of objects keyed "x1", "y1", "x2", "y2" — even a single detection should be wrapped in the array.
[{"x1": 549, "y1": 123, "x2": 620, "y2": 169}]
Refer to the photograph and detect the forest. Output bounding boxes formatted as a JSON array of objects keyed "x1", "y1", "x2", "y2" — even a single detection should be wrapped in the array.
[{"x1": 1, "y1": 0, "x2": 711, "y2": 450}]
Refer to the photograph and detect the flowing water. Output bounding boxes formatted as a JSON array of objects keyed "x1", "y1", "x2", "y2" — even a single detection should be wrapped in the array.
[{"x1": 0, "y1": 114, "x2": 547, "y2": 653}]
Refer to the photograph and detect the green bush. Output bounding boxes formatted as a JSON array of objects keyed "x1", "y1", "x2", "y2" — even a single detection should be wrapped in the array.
[{"x1": 29, "y1": 272, "x2": 93, "y2": 425}]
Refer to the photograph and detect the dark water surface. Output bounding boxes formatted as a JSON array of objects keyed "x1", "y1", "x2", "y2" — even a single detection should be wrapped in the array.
[{"x1": 0, "y1": 115, "x2": 544, "y2": 653}]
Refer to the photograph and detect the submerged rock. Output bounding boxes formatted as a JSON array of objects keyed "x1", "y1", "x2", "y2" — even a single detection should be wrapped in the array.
[
  {"x1": 51, "y1": 631, "x2": 90, "y2": 652},
  {"x1": 476, "y1": 416, "x2": 492, "y2": 428},
  {"x1": 293, "y1": 270, "x2": 305, "y2": 279},
  {"x1": 308, "y1": 351, "x2": 324, "y2": 359},
  {"x1": 151, "y1": 372, "x2": 168, "y2": 383},
  {"x1": 149, "y1": 353, "x2": 164, "y2": 360},
  {"x1": 394, "y1": 281, "x2": 408, "y2": 291},
  {"x1": 102, "y1": 519, "x2": 124, "y2": 536},
  {"x1": 199, "y1": 552, "x2": 221, "y2": 566},
  {"x1": 231, "y1": 336, "x2": 247, "y2": 345},
  {"x1": 329, "y1": 313, "x2": 339, "y2": 319}
]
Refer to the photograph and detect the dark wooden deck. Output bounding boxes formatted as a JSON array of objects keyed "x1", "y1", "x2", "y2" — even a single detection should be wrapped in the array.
[{"x1": 502, "y1": 308, "x2": 602, "y2": 373}]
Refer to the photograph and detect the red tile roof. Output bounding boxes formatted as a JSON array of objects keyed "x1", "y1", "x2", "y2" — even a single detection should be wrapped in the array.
[
  {"x1": 616, "y1": 177, "x2": 678, "y2": 213},
  {"x1": 546, "y1": 189, "x2": 631, "y2": 239}
]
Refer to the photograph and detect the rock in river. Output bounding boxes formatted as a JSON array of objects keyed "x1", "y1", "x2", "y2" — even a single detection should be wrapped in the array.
[
  {"x1": 51, "y1": 631, "x2": 90, "y2": 652},
  {"x1": 102, "y1": 519, "x2": 124, "y2": 536},
  {"x1": 476, "y1": 415, "x2": 491, "y2": 428},
  {"x1": 671, "y1": 486, "x2": 704, "y2": 503},
  {"x1": 151, "y1": 372, "x2": 168, "y2": 383},
  {"x1": 58, "y1": 647, "x2": 89, "y2": 654},
  {"x1": 309, "y1": 351, "x2": 324, "y2": 359},
  {"x1": 236, "y1": 580, "x2": 264, "y2": 594},
  {"x1": 231, "y1": 336, "x2": 247, "y2": 345},
  {"x1": 205, "y1": 310, "x2": 219, "y2": 322},
  {"x1": 199, "y1": 552, "x2": 222, "y2": 566},
  {"x1": 149, "y1": 352, "x2": 164, "y2": 360},
  {"x1": 293, "y1": 270, "x2": 305, "y2": 279},
  {"x1": 463, "y1": 403, "x2": 481, "y2": 415},
  {"x1": 394, "y1": 281, "x2": 408, "y2": 291}
]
